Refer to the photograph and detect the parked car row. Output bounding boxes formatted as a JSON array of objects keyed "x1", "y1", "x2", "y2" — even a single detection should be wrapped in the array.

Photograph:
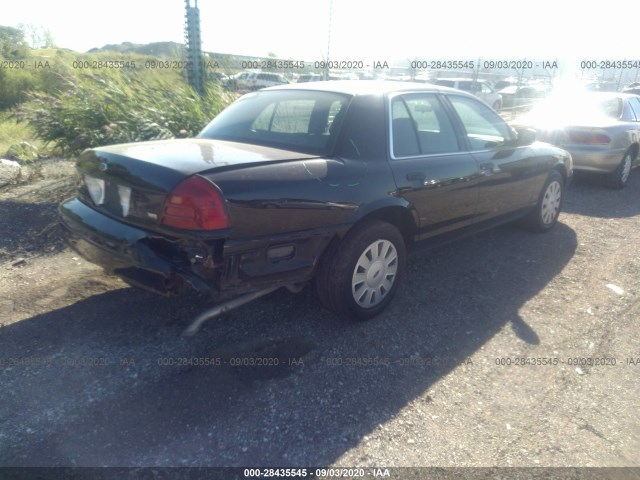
[
  {"x1": 222, "y1": 71, "x2": 290, "y2": 90},
  {"x1": 497, "y1": 84, "x2": 551, "y2": 110},
  {"x1": 221, "y1": 72, "x2": 562, "y2": 117},
  {"x1": 432, "y1": 78, "x2": 503, "y2": 111},
  {"x1": 222, "y1": 71, "x2": 367, "y2": 89},
  {"x1": 60, "y1": 81, "x2": 574, "y2": 330}
]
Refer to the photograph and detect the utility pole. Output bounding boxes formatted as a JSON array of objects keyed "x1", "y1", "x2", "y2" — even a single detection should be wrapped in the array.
[
  {"x1": 184, "y1": 0, "x2": 204, "y2": 95},
  {"x1": 324, "y1": 0, "x2": 333, "y2": 81}
]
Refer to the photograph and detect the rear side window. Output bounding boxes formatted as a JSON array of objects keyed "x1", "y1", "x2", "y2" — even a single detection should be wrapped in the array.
[
  {"x1": 199, "y1": 90, "x2": 351, "y2": 155},
  {"x1": 597, "y1": 97, "x2": 622, "y2": 118},
  {"x1": 391, "y1": 93, "x2": 460, "y2": 158},
  {"x1": 628, "y1": 97, "x2": 640, "y2": 121}
]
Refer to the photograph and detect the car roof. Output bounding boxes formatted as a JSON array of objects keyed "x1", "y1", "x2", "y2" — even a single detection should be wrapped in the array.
[
  {"x1": 434, "y1": 77, "x2": 486, "y2": 83},
  {"x1": 263, "y1": 79, "x2": 472, "y2": 97},
  {"x1": 573, "y1": 91, "x2": 636, "y2": 100}
]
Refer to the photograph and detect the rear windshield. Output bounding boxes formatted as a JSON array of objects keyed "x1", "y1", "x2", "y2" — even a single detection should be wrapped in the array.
[
  {"x1": 595, "y1": 97, "x2": 623, "y2": 118},
  {"x1": 529, "y1": 94, "x2": 623, "y2": 121},
  {"x1": 199, "y1": 90, "x2": 351, "y2": 155}
]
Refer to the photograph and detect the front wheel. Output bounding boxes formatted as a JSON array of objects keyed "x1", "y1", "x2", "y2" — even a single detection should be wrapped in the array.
[
  {"x1": 315, "y1": 220, "x2": 407, "y2": 322},
  {"x1": 605, "y1": 151, "x2": 633, "y2": 189},
  {"x1": 520, "y1": 171, "x2": 564, "y2": 232}
]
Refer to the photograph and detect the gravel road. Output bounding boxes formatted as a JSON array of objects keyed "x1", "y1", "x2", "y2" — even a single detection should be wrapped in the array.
[{"x1": 0, "y1": 165, "x2": 638, "y2": 473}]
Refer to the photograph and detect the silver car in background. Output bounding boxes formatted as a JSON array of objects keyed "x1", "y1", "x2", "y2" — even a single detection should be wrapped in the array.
[{"x1": 517, "y1": 92, "x2": 640, "y2": 188}]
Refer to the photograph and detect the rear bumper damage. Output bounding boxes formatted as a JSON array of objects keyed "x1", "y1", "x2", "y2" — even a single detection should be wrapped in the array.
[
  {"x1": 59, "y1": 199, "x2": 336, "y2": 303},
  {"x1": 59, "y1": 199, "x2": 216, "y2": 296}
]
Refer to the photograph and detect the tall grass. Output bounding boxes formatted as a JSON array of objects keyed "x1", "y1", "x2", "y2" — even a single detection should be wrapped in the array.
[
  {"x1": 0, "y1": 113, "x2": 42, "y2": 156},
  {"x1": 18, "y1": 73, "x2": 231, "y2": 155}
]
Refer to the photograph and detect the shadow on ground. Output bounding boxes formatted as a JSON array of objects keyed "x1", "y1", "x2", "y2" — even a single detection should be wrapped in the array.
[
  {"x1": 562, "y1": 170, "x2": 640, "y2": 218},
  {"x1": 0, "y1": 218, "x2": 578, "y2": 467}
]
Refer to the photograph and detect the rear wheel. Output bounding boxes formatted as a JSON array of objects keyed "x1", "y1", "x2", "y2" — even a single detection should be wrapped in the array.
[
  {"x1": 492, "y1": 100, "x2": 501, "y2": 111},
  {"x1": 315, "y1": 220, "x2": 407, "y2": 321},
  {"x1": 605, "y1": 150, "x2": 633, "y2": 189},
  {"x1": 521, "y1": 171, "x2": 564, "y2": 232}
]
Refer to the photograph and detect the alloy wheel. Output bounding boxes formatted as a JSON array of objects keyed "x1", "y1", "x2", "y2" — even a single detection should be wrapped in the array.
[
  {"x1": 351, "y1": 239, "x2": 398, "y2": 308},
  {"x1": 621, "y1": 153, "x2": 632, "y2": 184},
  {"x1": 541, "y1": 180, "x2": 562, "y2": 225}
]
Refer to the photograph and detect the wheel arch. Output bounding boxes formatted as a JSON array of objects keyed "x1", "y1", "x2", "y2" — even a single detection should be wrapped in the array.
[
  {"x1": 348, "y1": 201, "x2": 418, "y2": 249},
  {"x1": 551, "y1": 152, "x2": 573, "y2": 185},
  {"x1": 553, "y1": 163, "x2": 569, "y2": 184},
  {"x1": 313, "y1": 202, "x2": 418, "y2": 277}
]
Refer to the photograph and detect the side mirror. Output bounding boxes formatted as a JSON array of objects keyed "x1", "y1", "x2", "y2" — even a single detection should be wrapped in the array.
[{"x1": 510, "y1": 126, "x2": 537, "y2": 146}]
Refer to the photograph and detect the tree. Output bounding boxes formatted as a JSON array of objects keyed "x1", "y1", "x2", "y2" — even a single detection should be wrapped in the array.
[
  {"x1": 43, "y1": 30, "x2": 56, "y2": 48},
  {"x1": 0, "y1": 25, "x2": 30, "y2": 59},
  {"x1": 17, "y1": 23, "x2": 54, "y2": 49}
]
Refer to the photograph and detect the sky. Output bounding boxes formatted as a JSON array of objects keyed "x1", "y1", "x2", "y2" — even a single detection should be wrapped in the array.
[{"x1": 2, "y1": 0, "x2": 636, "y2": 64}]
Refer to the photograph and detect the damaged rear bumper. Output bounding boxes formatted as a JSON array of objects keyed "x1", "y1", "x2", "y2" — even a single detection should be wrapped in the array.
[
  {"x1": 59, "y1": 199, "x2": 338, "y2": 301},
  {"x1": 59, "y1": 199, "x2": 215, "y2": 296}
]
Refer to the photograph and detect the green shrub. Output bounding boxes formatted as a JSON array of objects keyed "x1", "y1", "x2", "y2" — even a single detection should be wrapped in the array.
[
  {"x1": 18, "y1": 74, "x2": 231, "y2": 155},
  {"x1": 0, "y1": 68, "x2": 39, "y2": 110}
]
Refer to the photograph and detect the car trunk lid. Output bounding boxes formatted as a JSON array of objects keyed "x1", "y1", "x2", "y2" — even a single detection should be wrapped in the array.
[{"x1": 76, "y1": 138, "x2": 320, "y2": 230}]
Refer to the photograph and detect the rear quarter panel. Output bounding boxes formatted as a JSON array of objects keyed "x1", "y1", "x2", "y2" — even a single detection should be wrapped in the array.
[{"x1": 207, "y1": 157, "x2": 399, "y2": 239}]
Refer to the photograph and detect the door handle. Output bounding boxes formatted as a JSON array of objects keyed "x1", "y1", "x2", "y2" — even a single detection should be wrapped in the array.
[{"x1": 479, "y1": 163, "x2": 496, "y2": 176}]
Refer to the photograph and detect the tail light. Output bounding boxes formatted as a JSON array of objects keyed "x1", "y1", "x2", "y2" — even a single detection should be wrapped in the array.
[
  {"x1": 567, "y1": 129, "x2": 611, "y2": 145},
  {"x1": 83, "y1": 174, "x2": 105, "y2": 205},
  {"x1": 160, "y1": 176, "x2": 230, "y2": 231}
]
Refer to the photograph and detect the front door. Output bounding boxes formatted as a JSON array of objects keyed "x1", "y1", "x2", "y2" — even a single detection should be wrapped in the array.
[{"x1": 446, "y1": 94, "x2": 546, "y2": 219}]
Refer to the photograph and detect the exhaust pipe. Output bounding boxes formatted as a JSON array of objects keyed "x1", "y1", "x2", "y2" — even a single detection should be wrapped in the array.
[{"x1": 182, "y1": 286, "x2": 281, "y2": 336}]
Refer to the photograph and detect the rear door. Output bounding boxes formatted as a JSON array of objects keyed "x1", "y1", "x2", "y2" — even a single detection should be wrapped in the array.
[{"x1": 387, "y1": 92, "x2": 481, "y2": 239}]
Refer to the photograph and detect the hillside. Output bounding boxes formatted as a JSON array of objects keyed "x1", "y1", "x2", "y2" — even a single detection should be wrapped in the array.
[{"x1": 87, "y1": 41, "x2": 183, "y2": 58}]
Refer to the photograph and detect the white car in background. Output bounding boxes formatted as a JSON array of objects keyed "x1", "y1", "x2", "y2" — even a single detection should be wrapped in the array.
[
  {"x1": 243, "y1": 72, "x2": 289, "y2": 90},
  {"x1": 434, "y1": 78, "x2": 503, "y2": 111}
]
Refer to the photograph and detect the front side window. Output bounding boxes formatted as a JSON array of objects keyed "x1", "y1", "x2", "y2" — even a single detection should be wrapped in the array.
[
  {"x1": 391, "y1": 93, "x2": 460, "y2": 158},
  {"x1": 448, "y1": 95, "x2": 512, "y2": 150},
  {"x1": 199, "y1": 90, "x2": 351, "y2": 155}
]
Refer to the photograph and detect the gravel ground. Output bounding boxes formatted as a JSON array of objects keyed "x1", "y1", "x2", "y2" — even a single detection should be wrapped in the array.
[{"x1": 0, "y1": 163, "x2": 639, "y2": 475}]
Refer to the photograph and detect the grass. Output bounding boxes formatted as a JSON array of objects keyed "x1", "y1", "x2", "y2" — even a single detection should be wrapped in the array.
[
  {"x1": 0, "y1": 113, "x2": 46, "y2": 157},
  {"x1": 2, "y1": 47, "x2": 233, "y2": 157}
]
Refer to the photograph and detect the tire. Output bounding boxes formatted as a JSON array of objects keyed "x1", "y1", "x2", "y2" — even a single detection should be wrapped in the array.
[
  {"x1": 492, "y1": 100, "x2": 501, "y2": 111},
  {"x1": 315, "y1": 220, "x2": 407, "y2": 322},
  {"x1": 521, "y1": 170, "x2": 564, "y2": 232},
  {"x1": 605, "y1": 150, "x2": 633, "y2": 189}
]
